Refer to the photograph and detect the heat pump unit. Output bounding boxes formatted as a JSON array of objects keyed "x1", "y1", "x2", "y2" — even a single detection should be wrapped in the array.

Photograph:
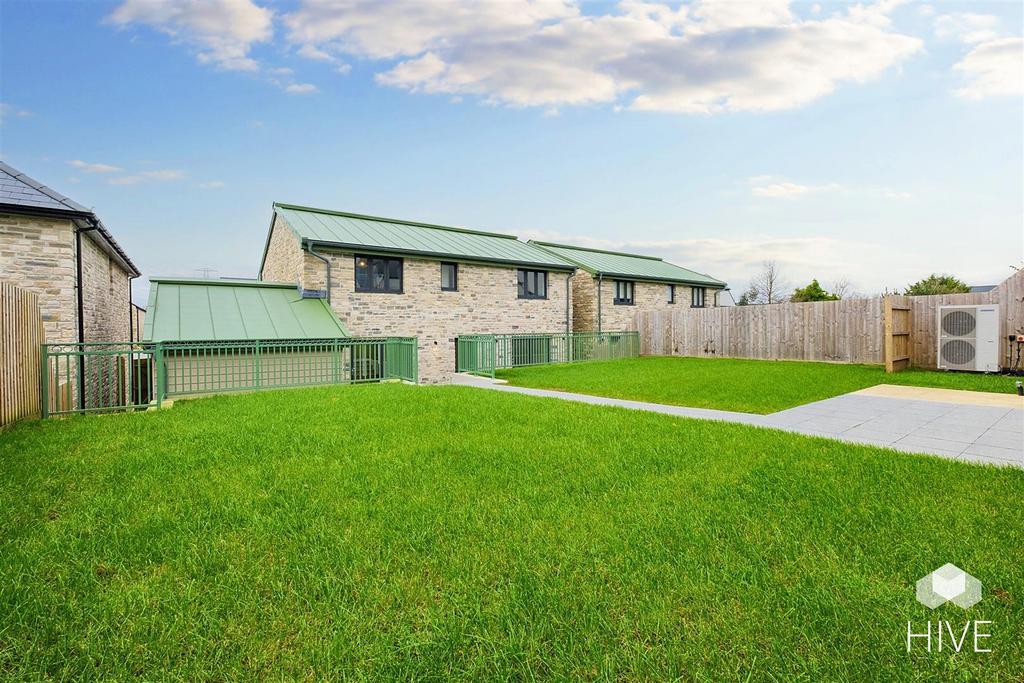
[{"x1": 937, "y1": 305, "x2": 999, "y2": 372}]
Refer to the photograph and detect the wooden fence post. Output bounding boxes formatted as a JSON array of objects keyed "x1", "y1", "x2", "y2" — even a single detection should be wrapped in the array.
[{"x1": 884, "y1": 295, "x2": 912, "y2": 373}]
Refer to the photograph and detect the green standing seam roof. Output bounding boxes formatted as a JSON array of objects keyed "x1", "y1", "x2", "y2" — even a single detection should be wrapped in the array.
[
  {"x1": 529, "y1": 241, "x2": 726, "y2": 288},
  {"x1": 143, "y1": 278, "x2": 349, "y2": 342},
  {"x1": 272, "y1": 203, "x2": 576, "y2": 270}
]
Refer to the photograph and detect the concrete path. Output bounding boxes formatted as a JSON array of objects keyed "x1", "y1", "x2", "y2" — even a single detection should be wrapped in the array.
[{"x1": 452, "y1": 375, "x2": 1023, "y2": 468}]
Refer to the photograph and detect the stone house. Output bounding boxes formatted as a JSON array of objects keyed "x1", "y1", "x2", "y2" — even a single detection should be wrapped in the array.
[
  {"x1": 0, "y1": 162, "x2": 141, "y2": 344},
  {"x1": 259, "y1": 203, "x2": 576, "y2": 383},
  {"x1": 528, "y1": 242, "x2": 726, "y2": 332}
]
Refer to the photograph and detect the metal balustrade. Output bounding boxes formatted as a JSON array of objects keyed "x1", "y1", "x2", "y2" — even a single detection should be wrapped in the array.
[
  {"x1": 40, "y1": 337, "x2": 418, "y2": 417},
  {"x1": 456, "y1": 331, "x2": 640, "y2": 378}
]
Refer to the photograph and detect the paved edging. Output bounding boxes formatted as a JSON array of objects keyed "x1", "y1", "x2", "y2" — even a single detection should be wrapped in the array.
[
  {"x1": 451, "y1": 374, "x2": 1023, "y2": 468},
  {"x1": 855, "y1": 383, "x2": 1024, "y2": 408}
]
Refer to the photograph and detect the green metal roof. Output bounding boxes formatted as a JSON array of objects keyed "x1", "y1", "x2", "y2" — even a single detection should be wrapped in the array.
[
  {"x1": 529, "y1": 241, "x2": 726, "y2": 287},
  {"x1": 273, "y1": 203, "x2": 575, "y2": 270},
  {"x1": 143, "y1": 278, "x2": 349, "y2": 342}
]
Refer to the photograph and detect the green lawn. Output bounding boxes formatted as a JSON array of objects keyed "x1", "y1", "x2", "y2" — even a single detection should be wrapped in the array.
[
  {"x1": 1, "y1": 385, "x2": 1021, "y2": 680},
  {"x1": 496, "y1": 356, "x2": 1021, "y2": 413}
]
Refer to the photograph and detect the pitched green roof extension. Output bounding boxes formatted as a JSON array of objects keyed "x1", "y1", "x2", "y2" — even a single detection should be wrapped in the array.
[
  {"x1": 270, "y1": 203, "x2": 576, "y2": 271},
  {"x1": 529, "y1": 241, "x2": 726, "y2": 288},
  {"x1": 143, "y1": 278, "x2": 349, "y2": 342}
]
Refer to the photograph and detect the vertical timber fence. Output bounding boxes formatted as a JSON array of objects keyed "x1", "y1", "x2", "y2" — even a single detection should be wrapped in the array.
[
  {"x1": 41, "y1": 337, "x2": 418, "y2": 418},
  {"x1": 456, "y1": 331, "x2": 639, "y2": 378},
  {"x1": 1, "y1": 282, "x2": 44, "y2": 427},
  {"x1": 634, "y1": 270, "x2": 1024, "y2": 372}
]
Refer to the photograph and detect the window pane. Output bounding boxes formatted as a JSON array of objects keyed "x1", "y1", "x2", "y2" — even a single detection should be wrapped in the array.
[
  {"x1": 537, "y1": 272, "x2": 546, "y2": 297},
  {"x1": 356, "y1": 260, "x2": 369, "y2": 290},
  {"x1": 388, "y1": 259, "x2": 401, "y2": 291},
  {"x1": 441, "y1": 263, "x2": 455, "y2": 289},
  {"x1": 517, "y1": 270, "x2": 525, "y2": 297},
  {"x1": 372, "y1": 260, "x2": 386, "y2": 290}
]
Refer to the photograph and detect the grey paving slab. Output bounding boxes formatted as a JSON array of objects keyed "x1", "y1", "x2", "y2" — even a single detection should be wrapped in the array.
[
  {"x1": 976, "y1": 431, "x2": 1024, "y2": 450},
  {"x1": 451, "y1": 374, "x2": 1024, "y2": 468}
]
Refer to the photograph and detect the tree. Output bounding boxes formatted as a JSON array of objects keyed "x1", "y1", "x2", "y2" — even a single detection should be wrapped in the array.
[
  {"x1": 830, "y1": 277, "x2": 853, "y2": 299},
  {"x1": 736, "y1": 285, "x2": 758, "y2": 306},
  {"x1": 904, "y1": 273, "x2": 970, "y2": 296},
  {"x1": 791, "y1": 279, "x2": 840, "y2": 302},
  {"x1": 747, "y1": 260, "x2": 788, "y2": 304}
]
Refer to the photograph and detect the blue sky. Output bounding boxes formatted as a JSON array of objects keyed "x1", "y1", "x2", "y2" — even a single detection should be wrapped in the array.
[{"x1": 1, "y1": 0, "x2": 1021, "y2": 304}]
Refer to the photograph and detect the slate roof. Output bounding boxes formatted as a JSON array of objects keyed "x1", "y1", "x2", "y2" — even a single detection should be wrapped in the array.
[
  {"x1": 270, "y1": 203, "x2": 576, "y2": 271},
  {"x1": 143, "y1": 278, "x2": 349, "y2": 342},
  {"x1": 0, "y1": 161, "x2": 140, "y2": 276},
  {"x1": 0, "y1": 161, "x2": 91, "y2": 213},
  {"x1": 530, "y1": 241, "x2": 725, "y2": 287}
]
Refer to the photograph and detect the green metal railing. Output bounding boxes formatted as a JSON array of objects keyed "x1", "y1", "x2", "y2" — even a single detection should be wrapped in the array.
[
  {"x1": 456, "y1": 331, "x2": 639, "y2": 377},
  {"x1": 40, "y1": 337, "x2": 418, "y2": 418}
]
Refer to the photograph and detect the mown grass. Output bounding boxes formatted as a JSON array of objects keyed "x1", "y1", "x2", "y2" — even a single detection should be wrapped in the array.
[
  {"x1": 1, "y1": 384, "x2": 1022, "y2": 680},
  {"x1": 496, "y1": 356, "x2": 1021, "y2": 413}
]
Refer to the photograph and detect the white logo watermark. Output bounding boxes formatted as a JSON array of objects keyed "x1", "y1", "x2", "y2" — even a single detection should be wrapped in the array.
[
  {"x1": 907, "y1": 564, "x2": 991, "y2": 653},
  {"x1": 916, "y1": 563, "x2": 982, "y2": 609}
]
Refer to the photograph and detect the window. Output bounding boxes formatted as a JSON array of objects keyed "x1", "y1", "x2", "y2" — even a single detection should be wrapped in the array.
[
  {"x1": 354, "y1": 255, "x2": 403, "y2": 293},
  {"x1": 667, "y1": 284, "x2": 676, "y2": 304},
  {"x1": 441, "y1": 262, "x2": 458, "y2": 291},
  {"x1": 691, "y1": 286, "x2": 706, "y2": 308},
  {"x1": 517, "y1": 269, "x2": 547, "y2": 299},
  {"x1": 613, "y1": 280, "x2": 634, "y2": 305}
]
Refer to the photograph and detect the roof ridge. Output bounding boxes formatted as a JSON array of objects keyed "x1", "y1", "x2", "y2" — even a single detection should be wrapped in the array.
[
  {"x1": 274, "y1": 202, "x2": 519, "y2": 241},
  {"x1": 530, "y1": 240, "x2": 664, "y2": 261}
]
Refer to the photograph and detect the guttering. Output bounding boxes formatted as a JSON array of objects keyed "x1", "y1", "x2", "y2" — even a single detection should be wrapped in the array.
[
  {"x1": 593, "y1": 271, "x2": 727, "y2": 288},
  {"x1": 302, "y1": 239, "x2": 574, "y2": 273},
  {"x1": 305, "y1": 240, "x2": 332, "y2": 303}
]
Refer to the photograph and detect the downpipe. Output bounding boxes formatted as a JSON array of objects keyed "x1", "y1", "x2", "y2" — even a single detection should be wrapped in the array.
[{"x1": 306, "y1": 241, "x2": 332, "y2": 303}]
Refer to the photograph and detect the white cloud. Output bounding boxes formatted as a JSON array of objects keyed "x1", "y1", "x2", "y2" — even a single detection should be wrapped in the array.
[
  {"x1": 284, "y1": 0, "x2": 922, "y2": 113},
  {"x1": 197, "y1": 180, "x2": 226, "y2": 189},
  {"x1": 953, "y1": 37, "x2": 1024, "y2": 100},
  {"x1": 934, "y1": 12, "x2": 1000, "y2": 44},
  {"x1": 108, "y1": 0, "x2": 273, "y2": 72},
  {"x1": 748, "y1": 176, "x2": 911, "y2": 200},
  {"x1": 67, "y1": 159, "x2": 122, "y2": 173},
  {"x1": 284, "y1": 82, "x2": 318, "y2": 94},
  {"x1": 0, "y1": 102, "x2": 32, "y2": 122},
  {"x1": 749, "y1": 177, "x2": 843, "y2": 198},
  {"x1": 109, "y1": 169, "x2": 185, "y2": 185}
]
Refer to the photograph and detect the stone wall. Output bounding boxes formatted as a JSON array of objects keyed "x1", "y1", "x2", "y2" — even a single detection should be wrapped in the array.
[
  {"x1": 571, "y1": 273, "x2": 598, "y2": 331},
  {"x1": 0, "y1": 213, "x2": 77, "y2": 343},
  {"x1": 307, "y1": 251, "x2": 571, "y2": 383},
  {"x1": 80, "y1": 232, "x2": 131, "y2": 343},
  {"x1": 260, "y1": 214, "x2": 304, "y2": 285},
  {"x1": 572, "y1": 274, "x2": 700, "y2": 332}
]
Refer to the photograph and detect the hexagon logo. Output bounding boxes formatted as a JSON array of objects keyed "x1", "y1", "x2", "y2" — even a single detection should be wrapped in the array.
[{"x1": 916, "y1": 564, "x2": 982, "y2": 609}]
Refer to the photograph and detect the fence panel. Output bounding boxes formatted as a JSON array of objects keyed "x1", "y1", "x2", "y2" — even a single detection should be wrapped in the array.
[
  {"x1": 636, "y1": 299, "x2": 885, "y2": 364},
  {"x1": 41, "y1": 343, "x2": 158, "y2": 417},
  {"x1": 1, "y1": 282, "x2": 44, "y2": 427}
]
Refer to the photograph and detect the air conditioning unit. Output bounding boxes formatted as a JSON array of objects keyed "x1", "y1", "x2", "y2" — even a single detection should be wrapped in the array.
[{"x1": 937, "y1": 305, "x2": 999, "y2": 372}]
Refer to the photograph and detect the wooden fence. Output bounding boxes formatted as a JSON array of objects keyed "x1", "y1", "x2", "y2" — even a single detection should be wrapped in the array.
[
  {"x1": 1, "y1": 281, "x2": 44, "y2": 427},
  {"x1": 635, "y1": 269, "x2": 1024, "y2": 370}
]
